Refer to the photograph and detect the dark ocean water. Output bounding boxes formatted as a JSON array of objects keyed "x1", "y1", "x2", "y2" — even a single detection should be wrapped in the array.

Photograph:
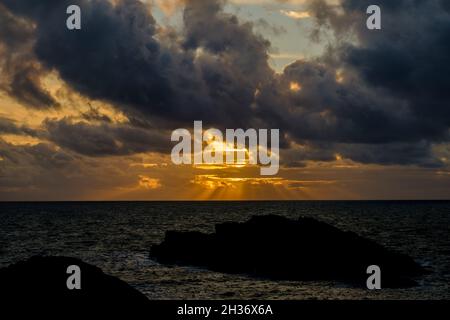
[{"x1": 0, "y1": 201, "x2": 449, "y2": 299}]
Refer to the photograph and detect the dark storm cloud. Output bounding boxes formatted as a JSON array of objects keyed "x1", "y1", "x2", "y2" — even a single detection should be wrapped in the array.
[
  {"x1": 260, "y1": 59, "x2": 422, "y2": 144},
  {"x1": 0, "y1": 116, "x2": 39, "y2": 136},
  {"x1": 0, "y1": 0, "x2": 273, "y2": 127},
  {"x1": 303, "y1": 0, "x2": 450, "y2": 139},
  {"x1": 179, "y1": 0, "x2": 274, "y2": 126},
  {"x1": 0, "y1": 138, "x2": 119, "y2": 200},
  {"x1": 338, "y1": 141, "x2": 442, "y2": 168},
  {"x1": 1, "y1": 0, "x2": 449, "y2": 167},
  {"x1": 281, "y1": 139, "x2": 440, "y2": 168},
  {"x1": 183, "y1": 0, "x2": 272, "y2": 83},
  {"x1": 0, "y1": 4, "x2": 58, "y2": 109},
  {"x1": 80, "y1": 105, "x2": 113, "y2": 123},
  {"x1": 257, "y1": 0, "x2": 450, "y2": 166},
  {"x1": 44, "y1": 117, "x2": 170, "y2": 156},
  {"x1": 0, "y1": 138, "x2": 74, "y2": 169}
]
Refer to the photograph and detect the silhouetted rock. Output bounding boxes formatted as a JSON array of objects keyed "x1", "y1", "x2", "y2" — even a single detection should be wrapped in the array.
[
  {"x1": 150, "y1": 215, "x2": 427, "y2": 288},
  {"x1": 0, "y1": 256, "x2": 150, "y2": 313}
]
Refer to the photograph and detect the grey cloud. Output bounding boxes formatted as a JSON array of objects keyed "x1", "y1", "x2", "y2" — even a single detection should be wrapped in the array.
[
  {"x1": 80, "y1": 105, "x2": 113, "y2": 123},
  {"x1": 0, "y1": 138, "x2": 74, "y2": 169},
  {"x1": 258, "y1": 0, "x2": 450, "y2": 166},
  {"x1": 0, "y1": 116, "x2": 39, "y2": 136},
  {"x1": 0, "y1": 138, "x2": 114, "y2": 200},
  {"x1": 254, "y1": 18, "x2": 287, "y2": 36},
  {"x1": 338, "y1": 141, "x2": 443, "y2": 168},
  {"x1": 305, "y1": 0, "x2": 450, "y2": 137},
  {"x1": 44, "y1": 117, "x2": 171, "y2": 156},
  {"x1": 0, "y1": 0, "x2": 274, "y2": 127},
  {"x1": 0, "y1": 4, "x2": 58, "y2": 109}
]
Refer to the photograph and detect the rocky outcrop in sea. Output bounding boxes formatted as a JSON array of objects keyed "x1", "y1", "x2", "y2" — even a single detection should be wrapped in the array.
[{"x1": 151, "y1": 215, "x2": 427, "y2": 287}]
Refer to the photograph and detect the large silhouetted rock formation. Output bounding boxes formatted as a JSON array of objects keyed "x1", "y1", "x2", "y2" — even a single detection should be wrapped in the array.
[
  {"x1": 151, "y1": 215, "x2": 426, "y2": 288},
  {"x1": 0, "y1": 256, "x2": 150, "y2": 313}
]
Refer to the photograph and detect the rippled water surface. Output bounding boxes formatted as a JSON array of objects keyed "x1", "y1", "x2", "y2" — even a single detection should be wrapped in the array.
[{"x1": 1, "y1": 201, "x2": 449, "y2": 299}]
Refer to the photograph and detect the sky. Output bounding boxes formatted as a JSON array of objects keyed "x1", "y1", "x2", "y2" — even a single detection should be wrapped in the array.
[{"x1": 0, "y1": 0, "x2": 450, "y2": 201}]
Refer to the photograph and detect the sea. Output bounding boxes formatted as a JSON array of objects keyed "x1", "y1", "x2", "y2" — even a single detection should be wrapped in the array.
[{"x1": 0, "y1": 201, "x2": 449, "y2": 300}]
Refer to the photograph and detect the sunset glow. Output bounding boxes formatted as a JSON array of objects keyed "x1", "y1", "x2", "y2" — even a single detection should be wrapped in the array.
[{"x1": 0, "y1": 0, "x2": 449, "y2": 201}]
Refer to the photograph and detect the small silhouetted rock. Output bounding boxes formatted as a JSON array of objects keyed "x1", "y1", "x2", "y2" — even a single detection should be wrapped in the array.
[
  {"x1": 0, "y1": 256, "x2": 150, "y2": 313},
  {"x1": 150, "y1": 215, "x2": 427, "y2": 288}
]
